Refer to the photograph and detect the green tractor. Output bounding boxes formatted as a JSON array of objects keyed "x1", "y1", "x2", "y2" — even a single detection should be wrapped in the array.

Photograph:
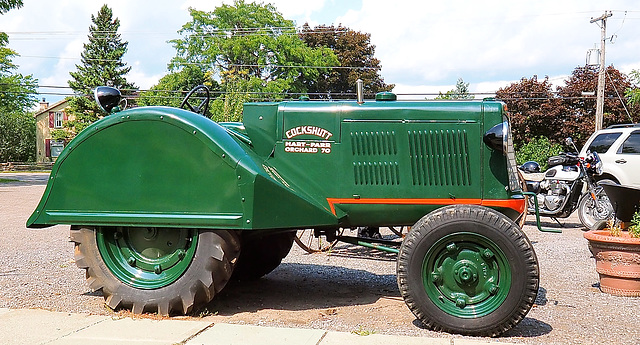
[{"x1": 28, "y1": 84, "x2": 538, "y2": 336}]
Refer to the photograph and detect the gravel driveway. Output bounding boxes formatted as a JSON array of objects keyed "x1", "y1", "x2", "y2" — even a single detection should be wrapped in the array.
[{"x1": 1, "y1": 173, "x2": 639, "y2": 344}]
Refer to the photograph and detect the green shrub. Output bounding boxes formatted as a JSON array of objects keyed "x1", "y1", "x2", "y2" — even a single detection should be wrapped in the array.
[
  {"x1": 516, "y1": 136, "x2": 563, "y2": 171},
  {"x1": 629, "y1": 211, "x2": 640, "y2": 238}
]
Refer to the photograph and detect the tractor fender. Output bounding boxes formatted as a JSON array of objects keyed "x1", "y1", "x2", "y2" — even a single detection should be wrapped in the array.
[{"x1": 27, "y1": 106, "x2": 254, "y2": 229}]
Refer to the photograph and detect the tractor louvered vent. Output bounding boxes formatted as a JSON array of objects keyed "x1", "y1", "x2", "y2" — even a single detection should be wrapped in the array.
[
  {"x1": 353, "y1": 161, "x2": 400, "y2": 185},
  {"x1": 350, "y1": 131, "x2": 399, "y2": 185},
  {"x1": 408, "y1": 130, "x2": 471, "y2": 186},
  {"x1": 350, "y1": 131, "x2": 398, "y2": 156}
]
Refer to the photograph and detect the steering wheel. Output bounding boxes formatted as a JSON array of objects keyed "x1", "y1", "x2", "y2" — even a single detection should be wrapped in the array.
[{"x1": 180, "y1": 85, "x2": 210, "y2": 116}]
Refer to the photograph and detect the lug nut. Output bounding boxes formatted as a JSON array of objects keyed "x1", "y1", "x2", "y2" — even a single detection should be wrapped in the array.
[
  {"x1": 456, "y1": 297, "x2": 467, "y2": 308},
  {"x1": 127, "y1": 257, "x2": 136, "y2": 267},
  {"x1": 154, "y1": 265, "x2": 162, "y2": 274}
]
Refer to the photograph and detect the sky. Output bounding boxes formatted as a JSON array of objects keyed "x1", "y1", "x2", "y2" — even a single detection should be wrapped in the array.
[{"x1": 3, "y1": 0, "x2": 640, "y2": 104}]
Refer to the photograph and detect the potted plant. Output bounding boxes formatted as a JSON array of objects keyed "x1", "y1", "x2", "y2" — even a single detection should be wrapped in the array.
[{"x1": 583, "y1": 181, "x2": 640, "y2": 297}]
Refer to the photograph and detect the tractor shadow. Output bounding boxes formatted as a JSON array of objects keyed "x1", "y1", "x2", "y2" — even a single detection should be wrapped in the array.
[
  {"x1": 523, "y1": 217, "x2": 583, "y2": 230},
  {"x1": 325, "y1": 242, "x2": 399, "y2": 262},
  {"x1": 204, "y1": 262, "x2": 399, "y2": 315}
]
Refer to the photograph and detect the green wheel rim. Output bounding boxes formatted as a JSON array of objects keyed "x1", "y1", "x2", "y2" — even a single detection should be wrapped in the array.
[
  {"x1": 422, "y1": 232, "x2": 511, "y2": 318},
  {"x1": 96, "y1": 227, "x2": 198, "y2": 289}
]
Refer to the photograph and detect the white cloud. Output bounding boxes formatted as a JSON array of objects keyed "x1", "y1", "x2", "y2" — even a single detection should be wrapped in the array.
[
  {"x1": 335, "y1": 0, "x2": 640, "y2": 89},
  {"x1": 4, "y1": 0, "x2": 640, "y2": 105},
  {"x1": 128, "y1": 62, "x2": 164, "y2": 90}
]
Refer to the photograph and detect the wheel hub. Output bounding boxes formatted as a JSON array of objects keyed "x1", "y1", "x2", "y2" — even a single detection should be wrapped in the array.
[
  {"x1": 453, "y1": 260, "x2": 478, "y2": 285},
  {"x1": 422, "y1": 233, "x2": 511, "y2": 318},
  {"x1": 97, "y1": 227, "x2": 198, "y2": 289}
]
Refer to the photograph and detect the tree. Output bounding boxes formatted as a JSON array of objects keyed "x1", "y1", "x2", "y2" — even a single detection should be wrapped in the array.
[
  {"x1": 170, "y1": 0, "x2": 338, "y2": 100},
  {"x1": 0, "y1": 33, "x2": 37, "y2": 113},
  {"x1": 66, "y1": 5, "x2": 135, "y2": 137},
  {"x1": 0, "y1": 0, "x2": 22, "y2": 14},
  {"x1": 436, "y1": 78, "x2": 474, "y2": 100},
  {"x1": 626, "y1": 70, "x2": 640, "y2": 107},
  {"x1": 496, "y1": 75, "x2": 567, "y2": 147},
  {"x1": 299, "y1": 24, "x2": 393, "y2": 99},
  {"x1": 0, "y1": 30, "x2": 37, "y2": 162},
  {"x1": 138, "y1": 65, "x2": 217, "y2": 109},
  {"x1": 0, "y1": 111, "x2": 35, "y2": 162},
  {"x1": 557, "y1": 65, "x2": 639, "y2": 144}
]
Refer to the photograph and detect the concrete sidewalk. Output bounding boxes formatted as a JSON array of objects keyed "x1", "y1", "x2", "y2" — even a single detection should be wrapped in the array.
[{"x1": 0, "y1": 308, "x2": 512, "y2": 345}]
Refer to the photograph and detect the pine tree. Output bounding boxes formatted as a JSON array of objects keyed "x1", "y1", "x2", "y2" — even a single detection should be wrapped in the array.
[
  {"x1": 66, "y1": 5, "x2": 135, "y2": 137},
  {"x1": 69, "y1": 4, "x2": 134, "y2": 93}
]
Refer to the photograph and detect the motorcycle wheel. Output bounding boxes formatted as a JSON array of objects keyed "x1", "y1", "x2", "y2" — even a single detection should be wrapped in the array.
[{"x1": 577, "y1": 188, "x2": 613, "y2": 230}]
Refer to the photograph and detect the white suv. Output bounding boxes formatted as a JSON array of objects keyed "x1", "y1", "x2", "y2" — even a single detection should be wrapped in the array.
[{"x1": 579, "y1": 124, "x2": 640, "y2": 186}]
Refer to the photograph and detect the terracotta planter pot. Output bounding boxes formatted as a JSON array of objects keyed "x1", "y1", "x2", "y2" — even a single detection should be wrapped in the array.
[{"x1": 584, "y1": 230, "x2": 640, "y2": 297}]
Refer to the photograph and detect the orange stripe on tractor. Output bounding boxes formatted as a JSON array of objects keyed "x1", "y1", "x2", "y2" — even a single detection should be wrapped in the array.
[{"x1": 326, "y1": 197, "x2": 526, "y2": 216}]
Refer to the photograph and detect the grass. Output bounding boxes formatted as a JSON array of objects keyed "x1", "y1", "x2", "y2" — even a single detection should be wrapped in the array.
[
  {"x1": 0, "y1": 178, "x2": 19, "y2": 183},
  {"x1": 351, "y1": 326, "x2": 377, "y2": 336}
]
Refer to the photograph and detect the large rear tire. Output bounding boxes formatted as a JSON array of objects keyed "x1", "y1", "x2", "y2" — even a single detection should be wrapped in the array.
[
  {"x1": 232, "y1": 231, "x2": 295, "y2": 281},
  {"x1": 71, "y1": 226, "x2": 240, "y2": 315},
  {"x1": 397, "y1": 205, "x2": 539, "y2": 336}
]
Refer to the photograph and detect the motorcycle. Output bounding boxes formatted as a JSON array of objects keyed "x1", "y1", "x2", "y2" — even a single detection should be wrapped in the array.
[{"x1": 518, "y1": 138, "x2": 613, "y2": 230}]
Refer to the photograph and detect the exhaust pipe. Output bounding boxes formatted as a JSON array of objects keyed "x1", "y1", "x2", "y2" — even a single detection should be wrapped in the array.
[{"x1": 356, "y1": 79, "x2": 364, "y2": 104}]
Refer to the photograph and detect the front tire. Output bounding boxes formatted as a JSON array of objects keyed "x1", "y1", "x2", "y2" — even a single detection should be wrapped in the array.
[
  {"x1": 71, "y1": 226, "x2": 240, "y2": 315},
  {"x1": 577, "y1": 188, "x2": 613, "y2": 231},
  {"x1": 397, "y1": 205, "x2": 539, "y2": 336}
]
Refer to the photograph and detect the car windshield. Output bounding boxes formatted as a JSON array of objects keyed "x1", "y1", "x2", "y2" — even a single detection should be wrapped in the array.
[{"x1": 588, "y1": 132, "x2": 622, "y2": 153}]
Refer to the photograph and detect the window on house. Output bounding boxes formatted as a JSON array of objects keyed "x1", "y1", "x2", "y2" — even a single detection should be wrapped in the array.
[
  {"x1": 50, "y1": 141, "x2": 65, "y2": 158},
  {"x1": 54, "y1": 111, "x2": 64, "y2": 128}
]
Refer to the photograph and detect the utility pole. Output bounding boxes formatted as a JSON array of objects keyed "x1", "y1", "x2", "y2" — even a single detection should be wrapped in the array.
[{"x1": 591, "y1": 11, "x2": 612, "y2": 131}]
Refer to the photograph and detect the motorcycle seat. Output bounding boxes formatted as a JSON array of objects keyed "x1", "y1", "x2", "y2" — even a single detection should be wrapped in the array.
[{"x1": 519, "y1": 171, "x2": 546, "y2": 182}]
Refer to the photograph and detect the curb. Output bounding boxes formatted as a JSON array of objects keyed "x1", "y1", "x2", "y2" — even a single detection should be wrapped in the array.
[{"x1": 0, "y1": 308, "x2": 513, "y2": 345}]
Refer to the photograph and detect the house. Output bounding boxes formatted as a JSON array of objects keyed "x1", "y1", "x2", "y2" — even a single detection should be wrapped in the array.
[{"x1": 33, "y1": 98, "x2": 71, "y2": 163}]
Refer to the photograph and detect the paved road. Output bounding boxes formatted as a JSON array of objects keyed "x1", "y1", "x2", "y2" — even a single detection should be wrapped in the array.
[{"x1": 0, "y1": 172, "x2": 49, "y2": 185}]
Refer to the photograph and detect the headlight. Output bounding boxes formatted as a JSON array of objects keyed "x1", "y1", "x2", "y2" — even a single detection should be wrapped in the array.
[{"x1": 483, "y1": 121, "x2": 507, "y2": 153}]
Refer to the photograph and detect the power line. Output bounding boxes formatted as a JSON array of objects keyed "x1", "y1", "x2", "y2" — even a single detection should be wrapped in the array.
[{"x1": 14, "y1": 55, "x2": 378, "y2": 71}]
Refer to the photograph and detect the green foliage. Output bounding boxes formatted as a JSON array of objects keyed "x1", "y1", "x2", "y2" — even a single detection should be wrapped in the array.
[
  {"x1": 64, "y1": 96, "x2": 102, "y2": 136},
  {"x1": 0, "y1": 111, "x2": 36, "y2": 162},
  {"x1": 0, "y1": 0, "x2": 22, "y2": 14},
  {"x1": 66, "y1": 5, "x2": 135, "y2": 137},
  {"x1": 138, "y1": 66, "x2": 215, "y2": 108},
  {"x1": 0, "y1": 27, "x2": 37, "y2": 163},
  {"x1": 515, "y1": 136, "x2": 563, "y2": 171},
  {"x1": 299, "y1": 24, "x2": 394, "y2": 99},
  {"x1": 0, "y1": 33, "x2": 37, "y2": 113},
  {"x1": 0, "y1": 178, "x2": 19, "y2": 183},
  {"x1": 629, "y1": 211, "x2": 640, "y2": 238},
  {"x1": 170, "y1": 0, "x2": 338, "y2": 96},
  {"x1": 436, "y1": 78, "x2": 474, "y2": 100},
  {"x1": 626, "y1": 70, "x2": 640, "y2": 108},
  {"x1": 50, "y1": 129, "x2": 70, "y2": 141},
  {"x1": 68, "y1": 5, "x2": 134, "y2": 93}
]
